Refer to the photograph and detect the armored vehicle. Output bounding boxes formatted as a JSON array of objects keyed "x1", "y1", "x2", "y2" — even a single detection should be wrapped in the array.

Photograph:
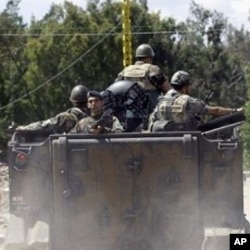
[{"x1": 4, "y1": 113, "x2": 250, "y2": 250}]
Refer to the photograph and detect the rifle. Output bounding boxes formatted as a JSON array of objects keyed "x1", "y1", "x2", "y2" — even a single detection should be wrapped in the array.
[{"x1": 90, "y1": 113, "x2": 113, "y2": 130}]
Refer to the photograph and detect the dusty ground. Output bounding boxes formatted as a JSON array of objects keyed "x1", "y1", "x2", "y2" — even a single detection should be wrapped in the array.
[
  {"x1": 244, "y1": 173, "x2": 250, "y2": 222},
  {"x1": 0, "y1": 165, "x2": 9, "y2": 247},
  {"x1": 0, "y1": 165, "x2": 250, "y2": 250}
]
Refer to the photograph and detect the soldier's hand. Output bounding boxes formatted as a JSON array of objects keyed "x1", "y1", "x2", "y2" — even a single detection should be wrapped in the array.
[
  {"x1": 89, "y1": 126, "x2": 102, "y2": 135},
  {"x1": 236, "y1": 107, "x2": 244, "y2": 113},
  {"x1": 15, "y1": 126, "x2": 26, "y2": 131},
  {"x1": 230, "y1": 107, "x2": 244, "y2": 113}
]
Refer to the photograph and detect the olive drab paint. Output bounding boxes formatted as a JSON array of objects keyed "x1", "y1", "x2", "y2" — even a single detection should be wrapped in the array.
[{"x1": 6, "y1": 128, "x2": 250, "y2": 250}]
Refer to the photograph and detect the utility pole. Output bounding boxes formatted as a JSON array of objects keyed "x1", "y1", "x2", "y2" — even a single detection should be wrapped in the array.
[{"x1": 122, "y1": 0, "x2": 132, "y2": 67}]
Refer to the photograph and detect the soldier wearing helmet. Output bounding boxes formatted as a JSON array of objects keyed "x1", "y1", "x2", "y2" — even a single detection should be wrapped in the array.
[
  {"x1": 101, "y1": 80, "x2": 149, "y2": 132},
  {"x1": 135, "y1": 43, "x2": 155, "y2": 58},
  {"x1": 115, "y1": 43, "x2": 170, "y2": 114},
  {"x1": 67, "y1": 84, "x2": 90, "y2": 120},
  {"x1": 149, "y1": 70, "x2": 243, "y2": 131},
  {"x1": 69, "y1": 84, "x2": 88, "y2": 104},
  {"x1": 16, "y1": 84, "x2": 90, "y2": 133}
]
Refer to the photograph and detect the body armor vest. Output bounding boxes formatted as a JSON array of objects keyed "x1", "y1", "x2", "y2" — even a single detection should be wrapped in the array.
[
  {"x1": 121, "y1": 63, "x2": 156, "y2": 90},
  {"x1": 156, "y1": 93, "x2": 189, "y2": 122},
  {"x1": 153, "y1": 93, "x2": 196, "y2": 131}
]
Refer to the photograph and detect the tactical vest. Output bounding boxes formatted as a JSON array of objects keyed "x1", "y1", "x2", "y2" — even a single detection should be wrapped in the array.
[
  {"x1": 153, "y1": 93, "x2": 196, "y2": 131},
  {"x1": 121, "y1": 63, "x2": 156, "y2": 90},
  {"x1": 156, "y1": 94, "x2": 189, "y2": 121},
  {"x1": 171, "y1": 94, "x2": 189, "y2": 123}
]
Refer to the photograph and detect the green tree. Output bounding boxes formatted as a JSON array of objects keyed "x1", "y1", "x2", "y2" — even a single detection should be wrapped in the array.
[
  {"x1": 169, "y1": 1, "x2": 247, "y2": 109},
  {"x1": 0, "y1": 0, "x2": 27, "y2": 159},
  {"x1": 1, "y1": 0, "x2": 250, "y2": 163}
]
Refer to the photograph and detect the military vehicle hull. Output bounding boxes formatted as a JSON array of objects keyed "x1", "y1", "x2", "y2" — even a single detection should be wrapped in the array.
[{"x1": 5, "y1": 131, "x2": 249, "y2": 250}]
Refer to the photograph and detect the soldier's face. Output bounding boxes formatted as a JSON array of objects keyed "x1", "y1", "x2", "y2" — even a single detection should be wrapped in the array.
[
  {"x1": 145, "y1": 57, "x2": 153, "y2": 64},
  {"x1": 87, "y1": 97, "x2": 103, "y2": 115}
]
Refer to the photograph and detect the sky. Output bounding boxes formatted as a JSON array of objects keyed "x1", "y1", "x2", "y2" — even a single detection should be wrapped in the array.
[{"x1": 1, "y1": 0, "x2": 250, "y2": 30}]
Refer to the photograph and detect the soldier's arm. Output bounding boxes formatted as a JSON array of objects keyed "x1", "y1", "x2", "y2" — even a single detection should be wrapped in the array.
[
  {"x1": 16, "y1": 117, "x2": 58, "y2": 131},
  {"x1": 186, "y1": 97, "x2": 243, "y2": 118},
  {"x1": 148, "y1": 66, "x2": 171, "y2": 93},
  {"x1": 207, "y1": 106, "x2": 243, "y2": 117}
]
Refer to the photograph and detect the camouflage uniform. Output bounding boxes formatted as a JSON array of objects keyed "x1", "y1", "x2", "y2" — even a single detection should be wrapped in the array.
[
  {"x1": 17, "y1": 112, "x2": 79, "y2": 134},
  {"x1": 116, "y1": 61, "x2": 167, "y2": 112},
  {"x1": 149, "y1": 89, "x2": 208, "y2": 131},
  {"x1": 117, "y1": 61, "x2": 166, "y2": 91},
  {"x1": 16, "y1": 84, "x2": 89, "y2": 133},
  {"x1": 72, "y1": 113, "x2": 123, "y2": 134},
  {"x1": 67, "y1": 84, "x2": 89, "y2": 121},
  {"x1": 67, "y1": 107, "x2": 89, "y2": 121}
]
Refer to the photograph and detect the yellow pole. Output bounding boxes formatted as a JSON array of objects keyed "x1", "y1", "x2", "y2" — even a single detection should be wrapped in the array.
[{"x1": 122, "y1": 0, "x2": 132, "y2": 67}]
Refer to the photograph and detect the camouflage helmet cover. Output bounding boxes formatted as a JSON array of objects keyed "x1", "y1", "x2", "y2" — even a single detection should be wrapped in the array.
[
  {"x1": 170, "y1": 71, "x2": 191, "y2": 86},
  {"x1": 135, "y1": 43, "x2": 155, "y2": 58},
  {"x1": 69, "y1": 84, "x2": 88, "y2": 103}
]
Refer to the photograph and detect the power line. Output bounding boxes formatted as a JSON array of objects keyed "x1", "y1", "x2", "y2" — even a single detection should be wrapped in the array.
[
  {"x1": 0, "y1": 29, "x2": 233, "y2": 37},
  {"x1": 0, "y1": 20, "x2": 122, "y2": 112}
]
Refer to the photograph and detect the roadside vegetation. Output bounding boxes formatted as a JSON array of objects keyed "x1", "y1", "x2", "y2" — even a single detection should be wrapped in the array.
[{"x1": 0, "y1": 0, "x2": 250, "y2": 167}]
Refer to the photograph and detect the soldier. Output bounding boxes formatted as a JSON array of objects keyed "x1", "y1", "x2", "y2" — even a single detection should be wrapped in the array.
[
  {"x1": 101, "y1": 80, "x2": 149, "y2": 132},
  {"x1": 71, "y1": 91, "x2": 123, "y2": 134},
  {"x1": 16, "y1": 84, "x2": 89, "y2": 133},
  {"x1": 149, "y1": 70, "x2": 243, "y2": 131},
  {"x1": 67, "y1": 84, "x2": 90, "y2": 120},
  {"x1": 115, "y1": 43, "x2": 170, "y2": 113},
  {"x1": 16, "y1": 112, "x2": 78, "y2": 133}
]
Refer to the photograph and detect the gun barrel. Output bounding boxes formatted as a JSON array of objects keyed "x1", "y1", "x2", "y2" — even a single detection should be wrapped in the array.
[{"x1": 198, "y1": 111, "x2": 245, "y2": 132}]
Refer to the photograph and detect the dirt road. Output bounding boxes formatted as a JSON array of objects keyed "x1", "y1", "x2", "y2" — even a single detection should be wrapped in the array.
[
  {"x1": 0, "y1": 167, "x2": 250, "y2": 250},
  {"x1": 244, "y1": 173, "x2": 250, "y2": 222}
]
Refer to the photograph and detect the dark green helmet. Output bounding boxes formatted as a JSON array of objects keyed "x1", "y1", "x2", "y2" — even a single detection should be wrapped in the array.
[
  {"x1": 69, "y1": 85, "x2": 88, "y2": 103},
  {"x1": 135, "y1": 43, "x2": 155, "y2": 58},
  {"x1": 170, "y1": 71, "x2": 191, "y2": 86}
]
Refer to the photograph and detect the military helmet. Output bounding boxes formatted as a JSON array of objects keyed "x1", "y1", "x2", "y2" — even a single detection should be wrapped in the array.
[
  {"x1": 135, "y1": 43, "x2": 155, "y2": 58},
  {"x1": 106, "y1": 80, "x2": 135, "y2": 95},
  {"x1": 69, "y1": 84, "x2": 88, "y2": 103},
  {"x1": 170, "y1": 71, "x2": 191, "y2": 86}
]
